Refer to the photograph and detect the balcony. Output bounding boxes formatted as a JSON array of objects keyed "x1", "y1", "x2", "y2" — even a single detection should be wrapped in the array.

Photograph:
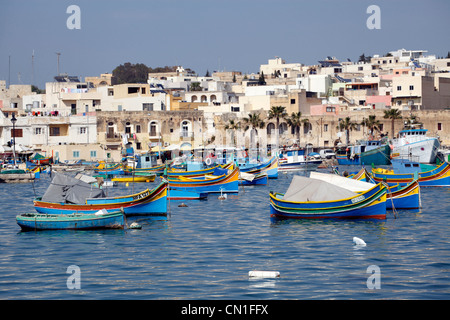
[
  {"x1": 105, "y1": 132, "x2": 121, "y2": 142},
  {"x1": 180, "y1": 131, "x2": 194, "y2": 138}
]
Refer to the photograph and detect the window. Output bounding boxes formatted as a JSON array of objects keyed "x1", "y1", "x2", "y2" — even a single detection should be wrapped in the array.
[
  {"x1": 136, "y1": 142, "x2": 141, "y2": 150},
  {"x1": 50, "y1": 127, "x2": 60, "y2": 136},
  {"x1": 143, "y1": 103, "x2": 154, "y2": 111},
  {"x1": 231, "y1": 106, "x2": 240, "y2": 112},
  {"x1": 409, "y1": 85, "x2": 414, "y2": 90},
  {"x1": 79, "y1": 127, "x2": 87, "y2": 134},
  {"x1": 136, "y1": 125, "x2": 141, "y2": 133},
  {"x1": 397, "y1": 86, "x2": 402, "y2": 91},
  {"x1": 438, "y1": 123, "x2": 442, "y2": 131},
  {"x1": 34, "y1": 127, "x2": 42, "y2": 135},
  {"x1": 73, "y1": 151, "x2": 80, "y2": 158},
  {"x1": 326, "y1": 107, "x2": 335, "y2": 112},
  {"x1": 90, "y1": 150, "x2": 97, "y2": 158},
  {"x1": 324, "y1": 124, "x2": 328, "y2": 132},
  {"x1": 290, "y1": 99, "x2": 296, "y2": 104}
]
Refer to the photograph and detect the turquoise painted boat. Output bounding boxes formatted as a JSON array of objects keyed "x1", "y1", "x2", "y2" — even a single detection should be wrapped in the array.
[
  {"x1": 372, "y1": 161, "x2": 450, "y2": 187},
  {"x1": 269, "y1": 175, "x2": 387, "y2": 219},
  {"x1": 33, "y1": 173, "x2": 168, "y2": 216},
  {"x1": 16, "y1": 210, "x2": 124, "y2": 231},
  {"x1": 336, "y1": 140, "x2": 391, "y2": 166}
]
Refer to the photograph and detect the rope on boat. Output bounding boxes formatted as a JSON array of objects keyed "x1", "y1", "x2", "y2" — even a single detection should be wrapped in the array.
[{"x1": 382, "y1": 181, "x2": 398, "y2": 219}]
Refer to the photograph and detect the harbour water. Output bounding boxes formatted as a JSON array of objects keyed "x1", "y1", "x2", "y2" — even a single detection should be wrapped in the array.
[{"x1": 0, "y1": 167, "x2": 449, "y2": 300}]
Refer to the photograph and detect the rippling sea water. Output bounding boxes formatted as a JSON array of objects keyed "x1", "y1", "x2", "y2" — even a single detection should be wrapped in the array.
[{"x1": 0, "y1": 168, "x2": 449, "y2": 300}]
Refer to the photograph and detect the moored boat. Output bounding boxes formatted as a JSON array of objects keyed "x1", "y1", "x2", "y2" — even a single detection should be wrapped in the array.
[
  {"x1": 390, "y1": 126, "x2": 440, "y2": 164},
  {"x1": 168, "y1": 166, "x2": 239, "y2": 193},
  {"x1": 311, "y1": 171, "x2": 421, "y2": 210},
  {"x1": 236, "y1": 156, "x2": 278, "y2": 179},
  {"x1": 238, "y1": 172, "x2": 268, "y2": 186},
  {"x1": 16, "y1": 210, "x2": 124, "y2": 231},
  {"x1": 269, "y1": 175, "x2": 387, "y2": 219},
  {"x1": 336, "y1": 140, "x2": 391, "y2": 166},
  {"x1": 371, "y1": 161, "x2": 450, "y2": 187},
  {"x1": 111, "y1": 173, "x2": 156, "y2": 183},
  {"x1": 33, "y1": 172, "x2": 168, "y2": 216}
]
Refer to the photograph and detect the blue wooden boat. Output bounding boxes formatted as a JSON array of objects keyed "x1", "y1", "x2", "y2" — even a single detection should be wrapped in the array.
[
  {"x1": 336, "y1": 140, "x2": 391, "y2": 166},
  {"x1": 16, "y1": 210, "x2": 124, "y2": 231},
  {"x1": 167, "y1": 164, "x2": 221, "y2": 178},
  {"x1": 270, "y1": 175, "x2": 387, "y2": 219},
  {"x1": 168, "y1": 166, "x2": 239, "y2": 193},
  {"x1": 372, "y1": 161, "x2": 450, "y2": 187},
  {"x1": 167, "y1": 189, "x2": 208, "y2": 200},
  {"x1": 33, "y1": 173, "x2": 168, "y2": 216},
  {"x1": 238, "y1": 172, "x2": 268, "y2": 186},
  {"x1": 232, "y1": 156, "x2": 278, "y2": 179},
  {"x1": 311, "y1": 171, "x2": 421, "y2": 210},
  {"x1": 95, "y1": 163, "x2": 125, "y2": 175}
]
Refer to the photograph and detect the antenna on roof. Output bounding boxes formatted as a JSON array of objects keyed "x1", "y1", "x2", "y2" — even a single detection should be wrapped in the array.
[{"x1": 55, "y1": 52, "x2": 61, "y2": 76}]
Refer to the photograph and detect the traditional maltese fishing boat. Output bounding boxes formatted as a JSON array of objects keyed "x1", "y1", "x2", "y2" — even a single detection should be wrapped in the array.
[{"x1": 269, "y1": 175, "x2": 387, "y2": 219}]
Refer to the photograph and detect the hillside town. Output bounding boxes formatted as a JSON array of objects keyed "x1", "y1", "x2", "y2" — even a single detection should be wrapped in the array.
[{"x1": 1, "y1": 48, "x2": 450, "y2": 163}]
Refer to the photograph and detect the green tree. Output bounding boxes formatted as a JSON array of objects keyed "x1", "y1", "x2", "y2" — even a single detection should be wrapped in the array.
[
  {"x1": 189, "y1": 82, "x2": 202, "y2": 91},
  {"x1": 258, "y1": 71, "x2": 266, "y2": 85},
  {"x1": 112, "y1": 62, "x2": 150, "y2": 84},
  {"x1": 337, "y1": 117, "x2": 357, "y2": 145},
  {"x1": 383, "y1": 109, "x2": 402, "y2": 139},
  {"x1": 224, "y1": 119, "x2": 241, "y2": 147},
  {"x1": 361, "y1": 115, "x2": 382, "y2": 137},
  {"x1": 286, "y1": 112, "x2": 303, "y2": 144},
  {"x1": 243, "y1": 112, "x2": 265, "y2": 146},
  {"x1": 268, "y1": 106, "x2": 287, "y2": 135}
]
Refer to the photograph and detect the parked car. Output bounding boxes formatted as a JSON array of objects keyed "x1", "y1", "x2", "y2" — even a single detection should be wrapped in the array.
[{"x1": 320, "y1": 149, "x2": 336, "y2": 159}]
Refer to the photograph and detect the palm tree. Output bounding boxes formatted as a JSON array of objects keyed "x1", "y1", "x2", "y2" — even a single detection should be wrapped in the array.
[
  {"x1": 286, "y1": 112, "x2": 303, "y2": 145},
  {"x1": 361, "y1": 115, "x2": 382, "y2": 138},
  {"x1": 383, "y1": 109, "x2": 402, "y2": 139},
  {"x1": 337, "y1": 117, "x2": 357, "y2": 145},
  {"x1": 243, "y1": 112, "x2": 265, "y2": 147},
  {"x1": 268, "y1": 106, "x2": 287, "y2": 135},
  {"x1": 224, "y1": 119, "x2": 241, "y2": 147}
]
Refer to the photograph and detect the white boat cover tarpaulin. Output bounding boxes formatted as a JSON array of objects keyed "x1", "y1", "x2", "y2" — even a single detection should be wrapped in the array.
[
  {"x1": 41, "y1": 172, "x2": 105, "y2": 204},
  {"x1": 283, "y1": 175, "x2": 356, "y2": 202},
  {"x1": 309, "y1": 171, "x2": 374, "y2": 192}
]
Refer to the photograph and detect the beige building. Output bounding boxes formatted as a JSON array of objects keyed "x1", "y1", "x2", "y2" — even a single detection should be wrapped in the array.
[{"x1": 392, "y1": 75, "x2": 450, "y2": 110}]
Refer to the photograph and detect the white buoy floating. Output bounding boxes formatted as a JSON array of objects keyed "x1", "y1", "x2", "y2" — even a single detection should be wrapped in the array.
[
  {"x1": 248, "y1": 270, "x2": 280, "y2": 279},
  {"x1": 129, "y1": 222, "x2": 142, "y2": 229},
  {"x1": 353, "y1": 237, "x2": 367, "y2": 247}
]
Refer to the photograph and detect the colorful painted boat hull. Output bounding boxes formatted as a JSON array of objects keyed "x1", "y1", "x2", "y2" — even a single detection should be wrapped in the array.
[
  {"x1": 386, "y1": 180, "x2": 421, "y2": 210},
  {"x1": 168, "y1": 167, "x2": 239, "y2": 193},
  {"x1": 238, "y1": 173, "x2": 268, "y2": 186},
  {"x1": 33, "y1": 182, "x2": 168, "y2": 216},
  {"x1": 16, "y1": 211, "x2": 124, "y2": 231},
  {"x1": 167, "y1": 164, "x2": 221, "y2": 178},
  {"x1": 269, "y1": 183, "x2": 387, "y2": 219},
  {"x1": 372, "y1": 161, "x2": 450, "y2": 187},
  {"x1": 111, "y1": 174, "x2": 156, "y2": 183},
  {"x1": 167, "y1": 189, "x2": 208, "y2": 200},
  {"x1": 238, "y1": 156, "x2": 278, "y2": 179}
]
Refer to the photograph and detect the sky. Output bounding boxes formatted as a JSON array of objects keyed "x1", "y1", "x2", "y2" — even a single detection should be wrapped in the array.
[{"x1": 0, "y1": 0, "x2": 449, "y2": 89}]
